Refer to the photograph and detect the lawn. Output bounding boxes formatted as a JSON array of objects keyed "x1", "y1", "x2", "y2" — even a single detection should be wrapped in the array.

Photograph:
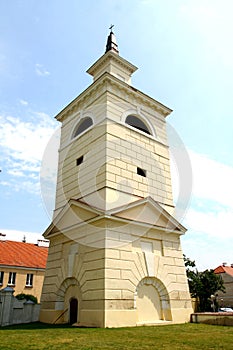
[{"x1": 0, "y1": 322, "x2": 232, "y2": 350}]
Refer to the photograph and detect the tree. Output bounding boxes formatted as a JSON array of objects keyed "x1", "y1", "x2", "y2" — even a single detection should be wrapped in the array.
[{"x1": 183, "y1": 255, "x2": 225, "y2": 312}]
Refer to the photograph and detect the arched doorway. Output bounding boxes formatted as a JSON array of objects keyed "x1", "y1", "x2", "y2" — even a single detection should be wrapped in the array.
[
  {"x1": 137, "y1": 284, "x2": 161, "y2": 322},
  {"x1": 57, "y1": 277, "x2": 81, "y2": 324},
  {"x1": 136, "y1": 277, "x2": 171, "y2": 323},
  {"x1": 69, "y1": 298, "x2": 78, "y2": 325}
]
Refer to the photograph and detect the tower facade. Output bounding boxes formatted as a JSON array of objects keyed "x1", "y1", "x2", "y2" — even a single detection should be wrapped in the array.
[{"x1": 40, "y1": 30, "x2": 192, "y2": 327}]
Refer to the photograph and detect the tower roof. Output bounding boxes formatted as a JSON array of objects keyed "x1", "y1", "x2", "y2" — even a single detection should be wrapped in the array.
[
  {"x1": 105, "y1": 25, "x2": 119, "y2": 54},
  {"x1": 87, "y1": 27, "x2": 137, "y2": 84}
]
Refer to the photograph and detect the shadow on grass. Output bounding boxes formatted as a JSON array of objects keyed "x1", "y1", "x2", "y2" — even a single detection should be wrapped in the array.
[{"x1": 0, "y1": 322, "x2": 72, "y2": 331}]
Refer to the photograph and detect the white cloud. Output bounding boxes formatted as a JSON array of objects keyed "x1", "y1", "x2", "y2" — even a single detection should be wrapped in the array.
[
  {"x1": 171, "y1": 148, "x2": 233, "y2": 211},
  {"x1": 35, "y1": 63, "x2": 50, "y2": 77},
  {"x1": 7, "y1": 169, "x2": 25, "y2": 177},
  {"x1": 171, "y1": 148, "x2": 233, "y2": 247},
  {"x1": 0, "y1": 113, "x2": 57, "y2": 166},
  {"x1": 40, "y1": 127, "x2": 60, "y2": 218},
  {"x1": 188, "y1": 150, "x2": 233, "y2": 209},
  {"x1": 0, "y1": 112, "x2": 57, "y2": 195},
  {"x1": 0, "y1": 178, "x2": 41, "y2": 194},
  {"x1": 180, "y1": 2, "x2": 219, "y2": 22},
  {"x1": 19, "y1": 99, "x2": 28, "y2": 106},
  {"x1": 0, "y1": 229, "x2": 44, "y2": 244},
  {"x1": 182, "y1": 232, "x2": 232, "y2": 271},
  {"x1": 178, "y1": 149, "x2": 233, "y2": 268},
  {"x1": 179, "y1": 1, "x2": 233, "y2": 69},
  {"x1": 184, "y1": 206, "x2": 233, "y2": 239}
]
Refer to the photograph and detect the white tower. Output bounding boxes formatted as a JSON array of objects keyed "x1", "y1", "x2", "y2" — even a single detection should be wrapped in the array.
[{"x1": 40, "y1": 29, "x2": 193, "y2": 327}]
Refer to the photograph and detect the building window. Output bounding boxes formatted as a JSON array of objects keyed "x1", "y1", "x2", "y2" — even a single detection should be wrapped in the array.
[
  {"x1": 73, "y1": 117, "x2": 93, "y2": 138},
  {"x1": 8, "y1": 272, "x2": 16, "y2": 286},
  {"x1": 137, "y1": 167, "x2": 147, "y2": 177},
  {"x1": 76, "y1": 155, "x2": 84, "y2": 166},
  {"x1": 26, "y1": 273, "x2": 33, "y2": 287},
  {"x1": 125, "y1": 115, "x2": 151, "y2": 135},
  {"x1": 0, "y1": 271, "x2": 4, "y2": 285}
]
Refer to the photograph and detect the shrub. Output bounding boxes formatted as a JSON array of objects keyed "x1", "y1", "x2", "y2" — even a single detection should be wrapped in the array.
[{"x1": 15, "y1": 293, "x2": 38, "y2": 304}]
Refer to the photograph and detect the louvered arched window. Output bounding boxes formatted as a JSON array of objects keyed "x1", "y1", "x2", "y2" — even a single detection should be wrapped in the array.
[
  {"x1": 125, "y1": 115, "x2": 151, "y2": 135},
  {"x1": 73, "y1": 117, "x2": 93, "y2": 138}
]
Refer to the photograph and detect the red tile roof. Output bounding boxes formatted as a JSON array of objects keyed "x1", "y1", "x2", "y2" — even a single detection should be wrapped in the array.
[
  {"x1": 214, "y1": 265, "x2": 233, "y2": 277},
  {"x1": 0, "y1": 240, "x2": 48, "y2": 269}
]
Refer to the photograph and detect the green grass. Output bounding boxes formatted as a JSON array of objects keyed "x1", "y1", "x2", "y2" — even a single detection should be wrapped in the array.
[{"x1": 0, "y1": 322, "x2": 232, "y2": 350}]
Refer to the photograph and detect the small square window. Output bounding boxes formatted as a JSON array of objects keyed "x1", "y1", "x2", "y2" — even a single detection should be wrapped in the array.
[
  {"x1": 76, "y1": 156, "x2": 84, "y2": 166},
  {"x1": 137, "y1": 167, "x2": 146, "y2": 177},
  {"x1": 8, "y1": 272, "x2": 16, "y2": 286},
  {"x1": 0, "y1": 271, "x2": 4, "y2": 285},
  {"x1": 26, "y1": 273, "x2": 33, "y2": 287}
]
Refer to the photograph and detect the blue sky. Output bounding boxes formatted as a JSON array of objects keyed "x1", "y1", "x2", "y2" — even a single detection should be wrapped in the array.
[{"x1": 0, "y1": 0, "x2": 233, "y2": 270}]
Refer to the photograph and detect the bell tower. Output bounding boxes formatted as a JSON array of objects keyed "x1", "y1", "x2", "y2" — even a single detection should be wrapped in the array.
[{"x1": 40, "y1": 29, "x2": 193, "y2": 327}]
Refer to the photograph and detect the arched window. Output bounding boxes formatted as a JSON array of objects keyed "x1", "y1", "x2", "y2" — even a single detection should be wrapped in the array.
[
  {"x1": 73, "y1": 117, "x2": 93, "y2": 138},
  {"x1": 125, "y1": 115, "x2": 151, "y2": 135}
]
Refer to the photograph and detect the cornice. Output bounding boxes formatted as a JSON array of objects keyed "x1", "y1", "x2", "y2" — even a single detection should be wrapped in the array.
[
  {"x1": 0, "y1": 264, "x2": 45, "y2": 271},
  {"x1": 56, "y1": 78, "x2": 107, "y2": 122},
  {"x1": 87, "y1": 50, "x2": 138, "y2": 77},
  {"x1": 45, "y1": 208, "x2": 183, "y2": 239},
  {"x1": 55, "y1": 73, "x2": 172, "y2": 122},
  {"x1": 106, "y1": 77, "x2": 172, "y2": 117}
]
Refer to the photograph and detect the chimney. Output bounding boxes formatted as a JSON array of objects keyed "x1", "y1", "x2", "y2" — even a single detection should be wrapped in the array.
[
  {"x1": 222, "y1": 262, "x2": 227, "y2": 267},
  {"x1": 37, "y1": 239, "x2": 49, "y2": 247},
  {"x1": 231, "y1": 264, "x2": 233, "y2": 268}
]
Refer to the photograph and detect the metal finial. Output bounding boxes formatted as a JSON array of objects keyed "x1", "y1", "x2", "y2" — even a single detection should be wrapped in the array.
[{"x1": 105, "y1": 25, "x2": 119, "y2": 54}]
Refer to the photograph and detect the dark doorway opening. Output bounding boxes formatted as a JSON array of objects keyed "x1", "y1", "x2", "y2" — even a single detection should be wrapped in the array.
[{"x1": 69, "y1": 298, "x2": 78, "y2": 325}]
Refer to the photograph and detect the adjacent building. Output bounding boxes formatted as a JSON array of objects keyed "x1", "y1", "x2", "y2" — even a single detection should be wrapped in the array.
[
  {"x1": 214, "y1": 264, "x2": 233, "y2": 307},
  {"x1": 0, "y1": 239, "x2": 48, "y2": 302},
  {"x1": 40, "y1": 29, "x2": 193, "y2": 327}
]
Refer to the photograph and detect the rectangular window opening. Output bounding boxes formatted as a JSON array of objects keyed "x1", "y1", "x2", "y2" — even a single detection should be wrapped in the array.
[
  {"x1": 76, "y1": 155, "x2": 84, "y2": 166},
  {"x1": 137, "y1": 167, "x2": 146, "y2": 177},
  {"x1": 8, "y1": 272, "x2": 16, "y2": 286},
  {"x1": 26, "y1": 273, "x2": 33, "y2": 287},
  {"x1": 0, "y1": 271, "x2": 4, "y2": 285}
]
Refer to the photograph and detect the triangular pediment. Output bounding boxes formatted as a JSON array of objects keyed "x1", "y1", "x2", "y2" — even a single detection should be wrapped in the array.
[
  {"x1": 109, "y1": 197, "x2": 186, "y2": 233},
  {"x1": 44, "y1": 197, "x2": 186, "y2": 239},
  {"x1": 44, "y1": 199, "x2": 104, "y2": 238}
]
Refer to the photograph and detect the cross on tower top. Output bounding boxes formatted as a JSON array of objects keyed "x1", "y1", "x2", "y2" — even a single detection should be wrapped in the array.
[{"x1": 105, "y1": 25, "x2": 119, "y2": 54}]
